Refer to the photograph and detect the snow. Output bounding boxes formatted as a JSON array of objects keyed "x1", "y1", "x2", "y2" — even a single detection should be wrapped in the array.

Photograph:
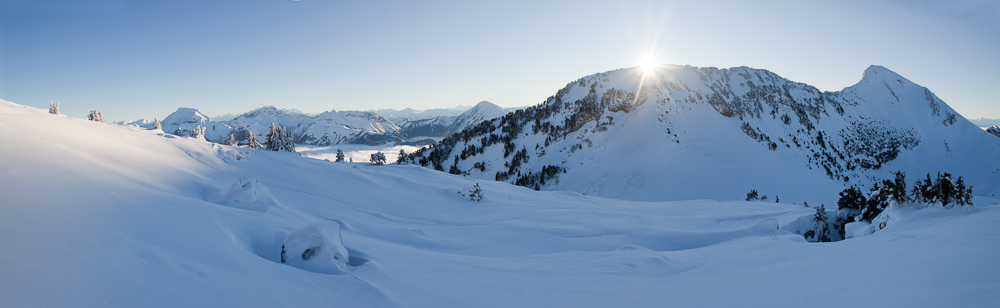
[
  {"x1": 2, "y1": 99, "x2": 999, "y2": 307},
  {"x1": 297, "y1": 144, "x2": 422, "y2": 164}
]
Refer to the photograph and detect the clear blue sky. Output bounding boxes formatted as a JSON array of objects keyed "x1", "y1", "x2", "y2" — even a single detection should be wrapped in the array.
[{"x1": 1, "y1": 0, "x2": 998, "y2": 121}]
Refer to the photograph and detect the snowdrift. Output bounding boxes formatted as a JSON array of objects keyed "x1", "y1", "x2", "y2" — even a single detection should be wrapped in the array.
[{"x1": 215, "y1": 177, "x2": 280, "y2": 212}]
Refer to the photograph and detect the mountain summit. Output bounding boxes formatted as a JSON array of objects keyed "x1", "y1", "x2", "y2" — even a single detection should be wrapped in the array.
[{"x1": 409, "y1": 65, "x2": 1000, "y2": 203}]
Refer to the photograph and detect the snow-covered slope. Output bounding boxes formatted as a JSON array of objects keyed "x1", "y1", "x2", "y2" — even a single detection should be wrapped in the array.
[
  {"x1": 2, "y1": 100, "x2": 999, "y2": 307},
  {"x1": 410, "y1": 65, "x2": 1000, "y2": 203}
]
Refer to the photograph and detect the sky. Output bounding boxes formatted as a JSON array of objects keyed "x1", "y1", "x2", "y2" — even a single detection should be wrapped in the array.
[{"x1": 1, "y1": 0, "x2": 998, "y2": 122}]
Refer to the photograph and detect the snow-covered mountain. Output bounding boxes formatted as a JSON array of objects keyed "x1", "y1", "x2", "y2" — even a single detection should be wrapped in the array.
[
  {"x1": 144, "y1": 102, "x2": 510, "y2": 146},
  {"x1": 409, "y1": 65, "x2": 1000, "y2": 203},
  {"x1": 3, "y1": 98, "x2": 998, "y2": 307}
]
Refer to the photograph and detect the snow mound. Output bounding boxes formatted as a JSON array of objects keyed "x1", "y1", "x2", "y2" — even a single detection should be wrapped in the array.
[
  {"x1": 281, "y1": 221, "x2": 351, "y2": 275},
  {"x1": 215, "y1": 178, "x2": 279, "y2": 212}
]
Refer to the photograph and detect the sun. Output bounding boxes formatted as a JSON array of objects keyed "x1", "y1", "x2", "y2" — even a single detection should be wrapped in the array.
[{"x1": 638, "y1": 56, "x2": 658, "y2": 75}]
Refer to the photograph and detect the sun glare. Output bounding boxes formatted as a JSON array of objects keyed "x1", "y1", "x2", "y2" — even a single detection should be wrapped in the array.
[{"x1": 639, "y1": 56, "x2": 658, "y2": 75}]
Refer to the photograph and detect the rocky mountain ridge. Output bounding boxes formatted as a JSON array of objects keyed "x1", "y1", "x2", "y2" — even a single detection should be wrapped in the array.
[{"x1": 407, "y1": 65, "x2": 1000, "y2": 202}]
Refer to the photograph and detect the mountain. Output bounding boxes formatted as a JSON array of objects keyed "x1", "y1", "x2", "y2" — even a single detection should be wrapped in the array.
[
  {"x1": 372, "y1": 105, "x2": 472, "y2": 120},
  {"x1": 148, "y1": 102, "x2": 510, "y2": 146},
  {"x1": 3, "y1": 98, "x2": 999, "y2": 307},
  {"x1": 409, "y1": 65, "x2": 1000, "y2": 203},
  {"x1": 970, "y1": 117, "x2": 1000, "y2": 128},
  {"x1": 447, "y1": 101, "x2": 507, "y2": 135}
]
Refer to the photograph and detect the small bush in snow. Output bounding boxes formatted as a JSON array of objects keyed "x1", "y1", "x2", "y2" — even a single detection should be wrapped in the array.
[
  {"x1": 745, "y1": 189, "x2": 759, "y2": 201},
  {"x1": 458, "y1": 183, "x2": 483, "y2": 202}
]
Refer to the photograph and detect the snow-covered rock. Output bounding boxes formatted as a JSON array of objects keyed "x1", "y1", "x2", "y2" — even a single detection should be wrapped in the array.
[
  {"x1": 987, "y1": 125, "x2": 1000, "y2": 138},
  {"x1": 281, "y1": 221, "x2": 351, "y2": 275}
]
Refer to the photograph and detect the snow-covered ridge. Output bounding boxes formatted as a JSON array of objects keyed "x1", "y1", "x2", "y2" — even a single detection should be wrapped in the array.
[{"x1": 410, "y1": 65, "x2": 1000, "y2": 203}]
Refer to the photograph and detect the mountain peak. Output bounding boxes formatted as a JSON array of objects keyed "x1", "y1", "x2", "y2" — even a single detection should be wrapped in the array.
[
  {"x1": 163, "y1": 107, "x2": 211, "y2": 125},
  {"x1": 860, "y1": 65, "x2": 912, "y2": 86}
]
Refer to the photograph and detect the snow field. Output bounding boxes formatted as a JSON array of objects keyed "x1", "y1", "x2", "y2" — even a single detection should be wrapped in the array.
[{"x1": 2, "y1": 100, "x2": 999, "y2": 307}]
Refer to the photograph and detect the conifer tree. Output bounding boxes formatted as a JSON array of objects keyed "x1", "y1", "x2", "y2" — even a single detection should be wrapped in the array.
[
  {"x1": 396, "y1": 149, "x2": 408, "y2": 165},
  {"x1": 49, "y1": 101, "x2": 60, "y2": 115},
  {"x1": 335, "y1": 149, "x2": 345, "y2": 162},
  {"x1": 837, "y1": 186, "x2": 865, "y2": 221},
  {"x1": 189, "y1": 125, "x2": 206, "y2": 140},
  {"x1": 468, "y1": 183, "x2": 483, "y2": 201},
  {"x1": 266, "y1": 123, "x2": 281, "y2": 151},
  {"x1": 890, "y1": 171, "x2": 908, "y2": 205},
  {"x1": 88, "y1": 110, "x2": 103, "y2": 122},
  {"x1": 247, "y1": 131, "x2": 262, "y2": 149},
  {"x1": 811, "y1": 205, "x2": 831, "y2": 242},
  {"x1": 370, "y1": 151, "x2": 386, "y2": 165},
  {"x1": 152, "y1": 118, "x2": 162, "y2": 131},
  {"x1": 938, "y1": 172, "x2": 955, "y2": 207},
  {"x1": 227, "y1": 133, "x2": 238, "y2": 146},
  {"x1": 280, "y1": 128, "x2": 295, "y2": 152}
]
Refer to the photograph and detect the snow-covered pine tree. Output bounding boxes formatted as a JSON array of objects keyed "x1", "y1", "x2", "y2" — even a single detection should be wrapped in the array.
[
  {"x1": 88, "y1": 110, "x2": 103, "y2": 122},
  {"x1": 396, "y1": 149, "x2": 408, "y2": 165},
  {"x1": 469, "y1": 183, "x2": 483, "y2": 202},
  {"x1": 227, "y1": 133, "x2": 238, "y2": 146},
  {"x1": 152, "y1": 118, "x2": 162, "y2": 131},
  {"x1": 48, "y1": 101, "x2": 60, "y2": 115},
  {"x1": 809, "y1": 204, "x2": 831, "y2": 242},
  {"x1": 889, "y1": 171, "x2": 908, "y2": 205},
  {"x1": 938, "y1": 172, "x2": 956, "y2": 207},
  {"x1": 837, "y1": 186, "x2": 865, "y2": 221},
  {"x1": 281, "y1": 128, "x2": 295, "y2": 152},
  {"x1": 335, "y1": 149, "x2": 345, "y2": 162},
  {"x1": 247, "y1": 131, "x2": 262, "y2": 150},
  {"x1": 265, "y1": 123, "x2": 281, "y2": 151},
  {"x1": 189, "y1": 125, "x2": 206, "y2": 140},
  {"x1": 958, "y1": 177, "x2": 974, "y2": 206},
  {"x1": 370, "y1": 151, "x2": 386, "y2": 165}
]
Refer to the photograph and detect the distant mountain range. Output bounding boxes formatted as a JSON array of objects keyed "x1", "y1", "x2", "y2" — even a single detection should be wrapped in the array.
[
  {"x1": 970, "y1": 117, "x2": 1000, "y2": 128},
  {"x1": 121, "y1": 101, "x2": 515, "y2": 146},
  {"x1": 407, "y1": 65, "x2": 1000, "y2": 202}
]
